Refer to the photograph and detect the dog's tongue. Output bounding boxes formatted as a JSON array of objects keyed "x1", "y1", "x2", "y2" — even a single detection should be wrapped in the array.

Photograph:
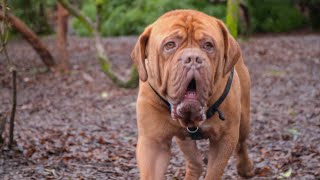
[
  {"x1": 176, "y1": 90, "x2": 202, "y2": 120},
  {"x1": 184, "y1": 91, "x2": 197, "y2": 100}
]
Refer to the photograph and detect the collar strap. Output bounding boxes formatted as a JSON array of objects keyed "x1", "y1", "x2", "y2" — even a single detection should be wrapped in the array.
[
  {"x1": 148, "y1": 84, "x2": 171, "y2": 110},
  {"x1": 205, "y1": 67, "x2": 234, "y2": 120},
  {"x1": 148, "y1": 67, "x2": 234, "y2": 121}
]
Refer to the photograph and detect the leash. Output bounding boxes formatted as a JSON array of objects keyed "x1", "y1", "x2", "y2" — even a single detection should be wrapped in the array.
[{"x1": 148, "y1": 68, "x2": 235, "y2": 140}]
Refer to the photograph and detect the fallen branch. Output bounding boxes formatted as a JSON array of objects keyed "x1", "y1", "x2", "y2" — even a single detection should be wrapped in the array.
[
  {"x1": 0, "y1": 9, "x2": 55, "y2": 68},
  {"x1": 57, "y1": 0, "x2": 139, "y2": 88}
]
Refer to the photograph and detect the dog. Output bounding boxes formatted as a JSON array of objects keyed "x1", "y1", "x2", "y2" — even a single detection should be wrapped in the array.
[{"x1": 131, "y1": 9, "x2": 254, "y2": 180}]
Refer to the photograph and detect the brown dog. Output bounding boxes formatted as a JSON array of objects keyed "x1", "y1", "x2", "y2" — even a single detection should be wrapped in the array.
[{"x1": 131, "y1": 10, "x2": 254, "y2": 180}]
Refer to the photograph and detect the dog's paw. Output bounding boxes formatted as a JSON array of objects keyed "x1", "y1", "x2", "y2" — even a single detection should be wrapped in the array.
[{"x1": 237, "y1": 160, "x2": 255, "y2": 178}]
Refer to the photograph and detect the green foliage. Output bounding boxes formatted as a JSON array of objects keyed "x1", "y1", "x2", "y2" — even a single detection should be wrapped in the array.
[
  {"x1": 247, "y1": 0, "x2": 306, "y2": 32},
  {"x1": 10, "y1": 0, "x2": 314, "y2": 37},
  {"x1": 9, "y1": 0, "x2": 55, "y2": 34},
  {"x1": 71, "y1": 0, "x2": 226, "y2": 36},
  {"x1": 71, "y1": 1, "x2": 97, "y2": 36}
]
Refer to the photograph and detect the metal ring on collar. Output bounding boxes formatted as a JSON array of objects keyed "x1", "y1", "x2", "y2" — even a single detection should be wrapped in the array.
[{"x1": 187, "y1": 127, "x2": 199, "y2": 133}]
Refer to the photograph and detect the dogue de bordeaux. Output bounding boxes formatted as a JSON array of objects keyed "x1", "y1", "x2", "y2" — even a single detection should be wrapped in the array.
[{"x1": 131, "y1": 9, "x2": 254, "y2": 180}]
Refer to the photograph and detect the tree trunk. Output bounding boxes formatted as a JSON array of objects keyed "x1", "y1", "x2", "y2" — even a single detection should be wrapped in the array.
[
  {"x1": 57, "y1": 3, "x2": 70, "y2": 72},
  {"x1": 0, "y1": 10, "x2": 55, "y2": 68},
  {"x1": 226, "y1": 0, "x2": 239, "y2": 38},
  {"x1": 239, "y1": 2, "x2": 250, "y2": 34}
]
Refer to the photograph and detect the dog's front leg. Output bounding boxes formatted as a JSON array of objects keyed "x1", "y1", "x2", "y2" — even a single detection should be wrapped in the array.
[
  {"x1": 205, "y1": 131, "x2": 239, "y2": 180},
  {"x1": 137, "y1": 136, "x2": 171, "y2": 180},
  {"x1": 176, "y1": 138, "x2": 203, "y2": 180}
]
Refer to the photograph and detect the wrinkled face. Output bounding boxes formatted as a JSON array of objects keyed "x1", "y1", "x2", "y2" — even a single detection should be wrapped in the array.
[{"x1": 132, "y1": 10, "x2": 239, "y2": 128}]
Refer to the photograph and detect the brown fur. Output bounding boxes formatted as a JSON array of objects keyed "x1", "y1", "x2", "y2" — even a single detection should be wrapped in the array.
[{"x1": 131, "y1": 10, "x2": 254, "y2": 180}]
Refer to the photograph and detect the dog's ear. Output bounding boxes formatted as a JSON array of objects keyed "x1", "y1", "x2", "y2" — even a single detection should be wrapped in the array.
[
  {"x1": 217, "y1": 20, "x2": 241, "y2": 75},
  {"x1": 131, "y1": 25, "x2": 152, "y2": 82}
]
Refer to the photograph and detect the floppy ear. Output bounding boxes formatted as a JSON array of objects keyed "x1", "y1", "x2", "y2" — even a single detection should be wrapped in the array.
[
  {"x1": 131, "y1": 25, "x2": 152, "y2": 82},
  {"x1": 217, "y1": 20, "x2": 241, "y2": 75}
]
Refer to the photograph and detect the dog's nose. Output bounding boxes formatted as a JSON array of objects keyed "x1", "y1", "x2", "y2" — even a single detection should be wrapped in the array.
[
  {"x1": 180, "y1": 48, "x2": 204, "y2": 68},
  {"x1": 184, "y1": 55, "x2": 202, "y2": 65}
]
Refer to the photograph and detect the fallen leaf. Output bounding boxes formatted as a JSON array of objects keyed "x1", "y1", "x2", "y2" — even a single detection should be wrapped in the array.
[
  {"x1": 82, "y1": 72, "x2": 94, "y2": 83},
  {"x1": 256, "y1": 166, "x2": 272, "y2": 177},
  {"x1": 287, "y1": 128, "x2": 301, "y2": 140},
  {"x1": 101, "y1": 91, "x2": 108, "y2": 98},
  {"x1": 277, "y1": 168, "x2": 292, "y2": 179}
]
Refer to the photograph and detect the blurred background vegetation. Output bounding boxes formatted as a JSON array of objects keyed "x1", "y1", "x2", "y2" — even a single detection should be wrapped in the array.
[{"x1": 8, "y1": 0, "x2": 320, "y2": 37}]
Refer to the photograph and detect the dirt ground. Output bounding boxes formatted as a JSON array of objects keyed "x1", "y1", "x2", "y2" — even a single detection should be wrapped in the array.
[{"x1": 0, "y1": 34, "x2": 320, "y2": 180}]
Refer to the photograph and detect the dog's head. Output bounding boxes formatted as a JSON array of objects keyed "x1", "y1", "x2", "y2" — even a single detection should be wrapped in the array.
[{"x1": 131, "y1": 10, "x2": 241, "y2": 128}]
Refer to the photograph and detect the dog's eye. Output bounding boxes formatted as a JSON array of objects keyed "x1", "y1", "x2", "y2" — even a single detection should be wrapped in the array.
[
  {"x1": 202, "y1": 42, "x2": 214, "y2": 52},
  {"x1": 164, "y1": 41, "x2": 176, "y2": 51}
]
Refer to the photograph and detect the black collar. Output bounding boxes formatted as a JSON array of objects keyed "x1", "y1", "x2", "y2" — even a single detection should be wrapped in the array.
[
  {"x1": 148, "y1": 68, "x2": 235, "y2": 139},
  {"x1": 205, "y1": 67, "x2": 234, "y2": 121}
]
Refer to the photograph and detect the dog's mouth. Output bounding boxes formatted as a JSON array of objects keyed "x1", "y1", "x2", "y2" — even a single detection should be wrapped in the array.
[{"x1": 171, "y1": 78, "x2": 206, "y2": 127}]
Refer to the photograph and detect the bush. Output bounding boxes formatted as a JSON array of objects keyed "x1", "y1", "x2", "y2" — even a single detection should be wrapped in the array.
[
  {"x1": 10, "y1": 0, "x2": 55, "y2": 34},
  {"x1": 71, "y1": 0, "x2": 226, "y2": 36},
  {"x1": 247, "y1": 0, "x2": 307, "y2": 33},
  {"x1": 72, "y1": 0, "x2": 317, "y2": 36},
  {"x1": 9, "y1": 0, "x2": 319, "y2": 37}
]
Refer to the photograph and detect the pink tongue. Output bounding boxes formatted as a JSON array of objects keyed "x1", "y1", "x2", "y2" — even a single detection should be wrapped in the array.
[{"x1": 184, "y1": 91, "x2": 197, "y2": 100}]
